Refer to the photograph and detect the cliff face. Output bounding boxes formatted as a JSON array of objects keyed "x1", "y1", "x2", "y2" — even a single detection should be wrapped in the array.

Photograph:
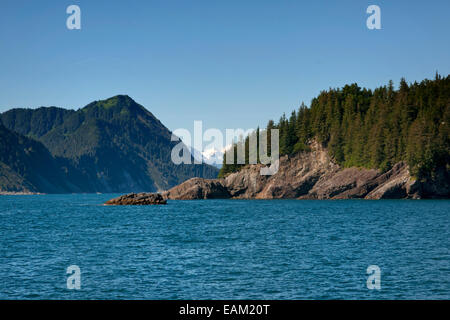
[{"x1": 164, "y1": 141, "x2": 449, "y2": 200}]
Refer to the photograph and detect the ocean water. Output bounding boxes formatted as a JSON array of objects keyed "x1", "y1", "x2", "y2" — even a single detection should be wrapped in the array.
[{"x1": 0, "y1": 195, "x2": 448, "y2": 300}]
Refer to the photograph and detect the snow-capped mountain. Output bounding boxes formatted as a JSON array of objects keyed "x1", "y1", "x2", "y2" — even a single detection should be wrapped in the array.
[{"x1": 192, "y1": 145, "x2": 231, "y2": 168}]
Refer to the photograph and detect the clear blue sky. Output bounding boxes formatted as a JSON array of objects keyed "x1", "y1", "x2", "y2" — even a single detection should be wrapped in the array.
[{"x1": 0, "y1": 0, "x2": 449, "y2": 134}]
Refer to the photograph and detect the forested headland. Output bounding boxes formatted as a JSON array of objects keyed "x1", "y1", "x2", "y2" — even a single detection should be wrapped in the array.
[{"x1": 219, "y1": 74, "x2": 449, "y2": 181}]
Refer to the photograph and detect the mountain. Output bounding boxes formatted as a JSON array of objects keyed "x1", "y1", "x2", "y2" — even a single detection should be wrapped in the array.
[
  {"x1": 0, "y1": 95, "x2": 218, "y2": 193},
  {"x1": 0, "y1": 123, "x2": 73, "y2": 193},
  {"x1": 0, "y1": 106, "x2": 75, "y2": 139}
]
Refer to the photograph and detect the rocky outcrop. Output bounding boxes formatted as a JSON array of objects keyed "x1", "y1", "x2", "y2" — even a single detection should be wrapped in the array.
[
  {"x1": 163, "y1": 141, "x2": 449, "y2": 200},
  {"x1": 162, "y1": 177, "x2": 230, "y2": 200},
  {"x1": 364, "y1": 163, "x2": 413, "y2": 199},
  {"x1": 105, "y1": 192, "x2": 167, "y2": 205}
]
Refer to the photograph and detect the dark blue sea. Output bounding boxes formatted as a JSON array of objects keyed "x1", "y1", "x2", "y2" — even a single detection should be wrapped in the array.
[{"x1": 0, "y1": 195, "x2": 448, "y2": 299}]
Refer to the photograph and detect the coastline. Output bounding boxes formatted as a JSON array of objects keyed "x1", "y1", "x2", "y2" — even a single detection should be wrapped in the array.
[{"x1": 0, "y1": 191, "x2": 44, "y2": 196}]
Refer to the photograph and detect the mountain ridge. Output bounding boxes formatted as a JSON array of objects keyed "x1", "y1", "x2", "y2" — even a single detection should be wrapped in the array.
[{"x1": 0, "y1": 95, "x2": 219, "y2": 193}]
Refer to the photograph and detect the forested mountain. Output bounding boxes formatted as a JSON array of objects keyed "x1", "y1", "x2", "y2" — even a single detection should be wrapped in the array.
[
  {"x1": 0, "y1": 106, "x2": 75, "y2": 139},
  {"x1": 219, "y1": 74, "x2": 450, "y2": 183},
  {"x1": 0, "y1": 124, "x2": 72, "y2": 192},
  {"x1": 0, "y1": 95, "x2": 218, "y2": 193}
]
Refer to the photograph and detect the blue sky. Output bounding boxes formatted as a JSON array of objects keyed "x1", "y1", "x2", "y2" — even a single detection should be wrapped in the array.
[{"x1": 0, "y1": 0, "x2": 449, "y2": 134}]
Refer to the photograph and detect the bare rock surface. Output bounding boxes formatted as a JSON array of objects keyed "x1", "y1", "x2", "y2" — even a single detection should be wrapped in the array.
[
  {"x1": 105, "y1": 192, "x2": 167, "y2": 205},
  {"x1": 162, "y1": 177, "x2": 230, "y2": 200},
  {"x1": 364, "y1": 163, "x2": 411, "y2": 199}
]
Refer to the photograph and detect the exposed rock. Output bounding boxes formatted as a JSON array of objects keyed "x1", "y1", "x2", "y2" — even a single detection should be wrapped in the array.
[
  {"x1": 224, "y1": 141, "x2": 339, "y2": 199},
  {"x1": 224, "y1": 163, "x2": 269, "y2": 198},
  {"x1": 105, "y1": 192, "x2": 167, "y2": 205},
  {"x1": 163, "y1": 141, "x2": 449, "y2": 200},
  {"x1": 364, "y1": 163, "x2": 410, "y2": 199},
  {"x1": 162, "y1": 177, "x2": 230, "y2": 200},
  {"x1": 303, "y1": 167, "x2": 380, "y2": 199}
]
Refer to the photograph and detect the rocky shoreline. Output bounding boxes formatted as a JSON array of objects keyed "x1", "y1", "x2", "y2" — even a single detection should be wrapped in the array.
[
  {"x1": 0, "y1": 191, "x2": 44, "y2": 195},
  {"x1": 103, "y1": 142, "x2": 448, "y2": 204},
  {"x1": 162, "y1": 141, "x2": 449, "y2": 200}
]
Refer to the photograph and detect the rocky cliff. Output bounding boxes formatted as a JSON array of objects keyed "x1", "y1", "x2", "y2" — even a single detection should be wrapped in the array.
[{"x1": 163, "y1": 141, "x2": 449, "y2": 200}]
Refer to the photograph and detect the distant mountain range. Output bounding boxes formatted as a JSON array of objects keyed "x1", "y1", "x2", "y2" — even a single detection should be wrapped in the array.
[
  {"x1": 0, "y1": 95, "x2": 218, "y2": 193},
  {"x1": 192, "y1": 145, "x2": 230, "y2": 168}
]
